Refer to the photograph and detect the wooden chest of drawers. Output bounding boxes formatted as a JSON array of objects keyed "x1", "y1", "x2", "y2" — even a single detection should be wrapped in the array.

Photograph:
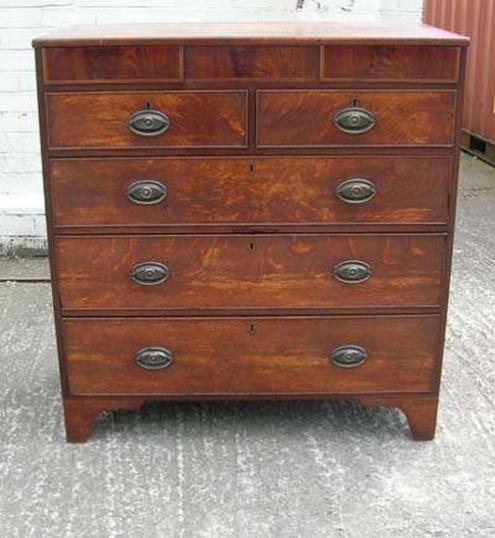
[{"x1": 33, "y1": 22, "x2": 468, "y2": 442}]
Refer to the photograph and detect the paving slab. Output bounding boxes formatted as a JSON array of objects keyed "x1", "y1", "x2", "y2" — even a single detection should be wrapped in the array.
[{"x1": 0, "y1": 256, "x2": 50, "y2": 281}]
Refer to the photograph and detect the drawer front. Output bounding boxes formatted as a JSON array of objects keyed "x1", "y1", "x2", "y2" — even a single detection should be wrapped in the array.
[
  {"x1": 322, "y1": 46, "x2": 459, "y2": 82},
  {"x1": 257, "y1": 90, "x2": 456, "y2": 147},
  {"x1": 64, "y1": 315, "x2": 440, "y2": 395},
  {"x1": 46, "y1": 91, "x2": 247, "y2": 149},
  {"x1": 184, "y1": 46, "x2": 320, "y2": 81},
  {"x1": 43, "y1": 46, "x2": 183, "y2": 83},
  {"x1": 50, "y1": 155, "x2": 451, "y2": 227},
  {"x1": 55, "y1": 234, "x2": 445, "y2": 311}
]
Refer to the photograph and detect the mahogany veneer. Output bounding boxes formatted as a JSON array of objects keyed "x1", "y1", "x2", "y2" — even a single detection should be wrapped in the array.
[
  {"x1": 33, "y1": 22, "x2": 468, "y2": 442},
  {"x1": 257, "y1": 90, "x2": 456, "y2": 147},
  {"x1": 46, "y1": 91, "x2": 248, "y2": 149},
  {"x1": 43, "y1": 46, "x2": 183, "y2": 83},
  {"x1": 50, "y1": 156, "x2": 451, "y2": 227},
  {"x1": 321, "y1": 46, "x2": 460, "y2": 82},
  {"x1": 64, "y1": 316, "x2": 441, "y2": 395},
  {"x1": 55, "y1": 234, "x2": 445, "y2": 312}
]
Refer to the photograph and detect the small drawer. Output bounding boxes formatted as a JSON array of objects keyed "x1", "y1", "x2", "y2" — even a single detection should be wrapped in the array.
[
  {"x1": 184, "y1": 45, "x2": 320, "y2": 81},
  {"x1": 55, "y1": 234, "x2": 445, "y2": 312},
  {"x1": 256, "y1": 90, "x2": 456, "y2": 147},
  {"x1": 49, "y1": 155, "x2": 451, "y2": 227},
  {"x1": 46, "y1": 91, "x2": 247, "y2": 149},
  {"x1": 43, "y1": 46, "x2": 183, "y2": 84},
  {"x1": 63, "y1": 315, "x2": 440, "y2": 395},
  {"x1": 322, "y1": 46, "x2": 459, "y2": 82}
]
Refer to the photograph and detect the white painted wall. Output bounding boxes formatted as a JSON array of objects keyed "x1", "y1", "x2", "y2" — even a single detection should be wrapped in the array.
[{"x1": 0, "y1": 0, "x2": 424, "y2": 254}]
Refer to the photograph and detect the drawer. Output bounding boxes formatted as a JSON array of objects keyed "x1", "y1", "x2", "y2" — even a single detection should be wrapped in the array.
[
  {"x1": 55, "y1": 234, "x2": 445, "y2": 311},
  {"x1": 43, "y1": 46, "x2": 183, "y2": 84},
  {"x1": 50, "y1": 155, "x2": 451, "y2": 227},
  {"x1": 63, "y1": 315, "x2": 440, "y2": 395},
  {"x1": 322, "y1": 46, "x2": 459, "y2": 82},
  {"x1": 184, "y1": 46, "x2": 320, "y2": 81},
  {"x1": 46, "y1": 91, "x2": 247, "y2": 149},
  {"x1": 256, "y1": 90, "x2": 456, "y2": 147}
]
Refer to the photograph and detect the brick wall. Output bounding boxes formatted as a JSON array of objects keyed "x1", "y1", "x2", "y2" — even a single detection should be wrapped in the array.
[{"x1": 0, "y1": 0, "x2": 424, "y2": 254}]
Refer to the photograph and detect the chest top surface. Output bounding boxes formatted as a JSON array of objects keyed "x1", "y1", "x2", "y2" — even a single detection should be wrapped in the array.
[{"x1": 32, "y1": 21, "x2": 469, "y2": 47}]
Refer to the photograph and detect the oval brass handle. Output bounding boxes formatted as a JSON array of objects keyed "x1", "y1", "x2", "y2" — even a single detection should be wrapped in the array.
[
  {"x1": 336, "y1": 178, "x2": 376, "y2": 204},
  {"x1": 135, "y1": 347, "x2": 173, "y2": 370},
  {"x1": 130, "y1": 261, "x2": 170, "y2": 285},
  {"x1": 333, "y1": 260, "x2": 372, "y2": 284},
  {"x1": 330, "y1": 345, "x2": 367, "y2": 368},
  {"x1": 332, "y1": 106, "x2": 375, "y2": 134},
  {"x1": 127, "y1": 180, "x2": 167, "y2": 205},
  {"x1": 128, "y1": 109, "x2": 170, "y2": 136}
]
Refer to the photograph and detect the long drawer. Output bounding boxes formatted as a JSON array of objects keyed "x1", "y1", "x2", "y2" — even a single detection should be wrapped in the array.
[
  {"x1": 55, "y1": 234, "x2": 445, "y2": 311},
  {"x1": 46, "y1": 91, "x2": 247, "y2": 149},
  {"x1": 63, "y1": 315, "x2": 440, "y2": 395},
  {"x1": 49, "y1": 155, "x2": 451, "y2": 227},
  {"x1": 257, "y1": 90, "x2": 456, "y2": 147}
]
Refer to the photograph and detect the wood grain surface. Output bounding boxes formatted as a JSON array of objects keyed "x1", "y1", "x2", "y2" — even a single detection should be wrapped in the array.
[
  {"x1": 257, "y1": 90, "x2": 456, "y2": 147},
  {"x1": 185, "y1": 45, "x2": 320, "y2": 81},
  {"x1": 43, "y1": 46, "x2": 183, "y2": 83},
  {"x1": 322, "y1": 46, "x2": 459, "y2": 82},
  {"x1": 32, "y1": 22, "x2": 469, "y2": 48},
  {"x1": 55, "y1": 234, "x2": 445, "y2": 311},
  {"x1": 46, "y1": 91, "x2": 247, "y2": 149},
  {"x1": 63, "y1": 315, "x2": 441, "y2": 395},
  {"x1": 49, "y1": 155, "x2": 451, "y2": 227}
]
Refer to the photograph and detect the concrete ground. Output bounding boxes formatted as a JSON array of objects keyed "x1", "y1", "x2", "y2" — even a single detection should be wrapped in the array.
[{"x1": 0, "y1": 154, "x2": 494, "y2": 538}]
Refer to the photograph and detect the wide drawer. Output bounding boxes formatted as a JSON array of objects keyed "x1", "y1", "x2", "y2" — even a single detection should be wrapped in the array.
[
  {"x1": 257, "y1": 90, "x2": 456, "y2": 147},
  {"x1": 63, "y1": 315, "x2": 440, "y2": 395},
  {"x1": 50, "y1": 155, "x2": 451, "y2": 227},
  {"x1": 46, "y1": 91, "x2": 247, "y2": 149},
  {"x1": 55, "y1": 234, "x2": 445, "y2": 311}
]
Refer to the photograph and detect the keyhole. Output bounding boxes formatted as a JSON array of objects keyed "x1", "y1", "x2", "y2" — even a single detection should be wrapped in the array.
[
  {"x1": 248, "y1": 323, "x2": 256, "y2": 335},
  {"x1": 145, "y1": 101, "x2": 151, "y2": 110},
  {"x1": 352, "y1": 99, "x2": 358, "y2": 107},
  {"x1": 248, "y1": 162, "x2": 255, "y2": 174},
  {"x1": 249, "y1": 241, "x2": 256, "y2": 252}
]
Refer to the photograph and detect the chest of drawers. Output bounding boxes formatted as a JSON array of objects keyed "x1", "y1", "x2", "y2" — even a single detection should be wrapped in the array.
[{"x1": 33, "y1": 22, "x2": 468, "y2": 442}]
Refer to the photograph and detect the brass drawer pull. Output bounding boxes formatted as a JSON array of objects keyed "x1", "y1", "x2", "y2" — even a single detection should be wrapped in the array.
[
  {"x1": 336, "y1": 178, "x2": 376, "y2": 204},
  {"x1": 330, "y1": 345, "x2": 367, "y2": 368},
  {"x1": 128, "y1": 109, "x2": 170, "y2": 136},
  {"x1": 130, "y1": 261, "x2": 170, "y2": 285},
  {"x1": 135, "y1": 347, "x2": 173, "y2": 370},
  {"x1": 127, "y1": 180, "x2": 167, "y2": 205},
  {"x1": 332, "y1": 106, "x2": 375, "y2": 134},
  {"x1": 333, "y1": 260, "x2": 372, "y2": 284}
]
